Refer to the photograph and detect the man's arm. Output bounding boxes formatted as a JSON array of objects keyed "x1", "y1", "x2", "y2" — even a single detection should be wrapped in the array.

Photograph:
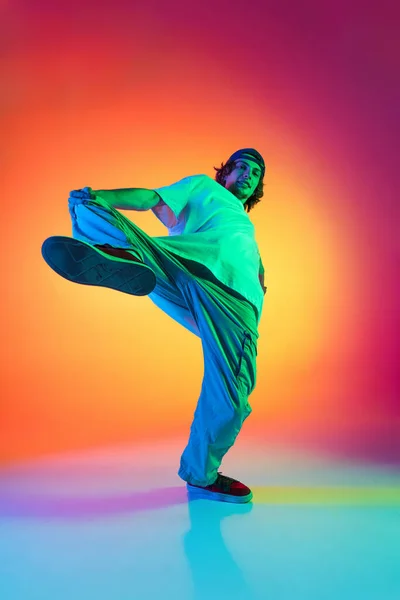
[
  {"x1": 90, "y1": 174, "x2": 198, "y2": 214},
  {"x1": 93, "y1": 188, "x2": 161, "y2": 211}
]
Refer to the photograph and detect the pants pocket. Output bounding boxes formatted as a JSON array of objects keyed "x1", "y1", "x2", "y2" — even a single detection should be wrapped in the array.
[{"x1": 236, "y1": 332, "x2": 258, "y2": 397}]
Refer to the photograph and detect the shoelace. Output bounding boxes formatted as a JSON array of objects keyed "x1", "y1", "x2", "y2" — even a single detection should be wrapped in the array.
[{"x1": 214, "y1": 472, "x2": 236, "y2": 492}]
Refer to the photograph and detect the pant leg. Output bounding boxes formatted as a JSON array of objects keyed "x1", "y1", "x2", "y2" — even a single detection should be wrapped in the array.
[
  {"x1": 68, "y1": 195, "x2": 200, "y2": 336},
  {"x1": 175, "y1": 270, "x2": 259, "y2": 487}
]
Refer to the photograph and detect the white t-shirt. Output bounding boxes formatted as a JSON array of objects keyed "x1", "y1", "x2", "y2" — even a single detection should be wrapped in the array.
[{"x1": 151, "y1": 174, "x2": 264, "y2": 322}]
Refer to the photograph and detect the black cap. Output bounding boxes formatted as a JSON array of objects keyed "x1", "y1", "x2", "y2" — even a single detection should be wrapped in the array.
[{"x1": 227, "y1": 148, "x2": 265, "y2": 177}]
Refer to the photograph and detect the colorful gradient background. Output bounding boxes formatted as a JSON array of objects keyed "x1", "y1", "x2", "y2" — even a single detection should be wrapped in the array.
[{"x1": 1, "y1": 0, "x2": 399, "y2": 465}]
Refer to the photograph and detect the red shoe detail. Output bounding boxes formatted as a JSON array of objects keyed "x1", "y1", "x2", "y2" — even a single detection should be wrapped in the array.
[
  {"x1": 94, "y1": 245, "x2": 142, "y2": 262},
  {"x1": 189, "y1": 473, "x2": 252, "y2": 498}
]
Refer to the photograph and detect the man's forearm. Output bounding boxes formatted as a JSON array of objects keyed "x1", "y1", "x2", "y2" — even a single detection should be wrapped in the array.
[{"x1": 94, "y1": 188, "x2": 161, "y2": 211}]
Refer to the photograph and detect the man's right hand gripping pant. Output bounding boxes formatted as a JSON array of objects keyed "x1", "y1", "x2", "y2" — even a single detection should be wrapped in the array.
[{"x1": 69, "y1": 195, "x2": 259, "y2": 487}]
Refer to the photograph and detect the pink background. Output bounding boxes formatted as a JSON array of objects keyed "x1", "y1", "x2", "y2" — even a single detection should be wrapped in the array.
[{"x1": 1, "y1": 0, "x2": 399, "y2": 464}]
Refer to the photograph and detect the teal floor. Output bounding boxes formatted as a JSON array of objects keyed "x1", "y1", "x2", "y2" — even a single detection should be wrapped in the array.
[{"x1": 1, "y1": 439, "x2": 399, "y2": 600}]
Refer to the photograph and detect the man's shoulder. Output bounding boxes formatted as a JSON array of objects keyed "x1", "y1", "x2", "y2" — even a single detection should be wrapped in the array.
[
  {"x1": 188, "y1": 174, "x2": 222, "y2": 190},
  {"x1": 170, "y1": 174, "x2": 219, "y2": 189},
  {"x1": 187, "y1": 173, "x2": 214, "y2": 183}
]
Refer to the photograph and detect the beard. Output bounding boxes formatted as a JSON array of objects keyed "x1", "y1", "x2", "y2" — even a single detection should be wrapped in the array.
[{"x1": 231, "y1": 182, "x2": 250, "y2": 200}]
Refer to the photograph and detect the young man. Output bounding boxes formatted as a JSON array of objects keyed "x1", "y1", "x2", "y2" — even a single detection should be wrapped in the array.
[{"x1": 42, "y1": 148, "x2": 267, "y2": 503}]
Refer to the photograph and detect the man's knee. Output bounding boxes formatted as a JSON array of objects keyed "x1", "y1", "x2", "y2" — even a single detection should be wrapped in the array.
[{"x1": 225, "y1": 398, "x2": 252, "y2": 426}]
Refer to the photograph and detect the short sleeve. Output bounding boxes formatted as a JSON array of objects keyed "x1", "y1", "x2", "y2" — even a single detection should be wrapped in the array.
[{"x1": 152, "y1": 175, "x2": 195, "y2": 219}]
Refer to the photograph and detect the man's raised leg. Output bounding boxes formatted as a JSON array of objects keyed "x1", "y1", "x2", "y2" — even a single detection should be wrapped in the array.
[{"x1": 42, "y1": 190, "x2": 156, "y2": 296}]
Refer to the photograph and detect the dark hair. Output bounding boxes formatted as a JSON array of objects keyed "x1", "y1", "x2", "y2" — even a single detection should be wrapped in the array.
[{"x1": 213, "y1": 161, "x2": 264, "y2": 212}]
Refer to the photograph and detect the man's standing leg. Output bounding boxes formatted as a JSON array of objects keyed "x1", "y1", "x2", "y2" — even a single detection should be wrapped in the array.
[{"x1": 176, "y1": 271, "x2": 259, "y2": 502}]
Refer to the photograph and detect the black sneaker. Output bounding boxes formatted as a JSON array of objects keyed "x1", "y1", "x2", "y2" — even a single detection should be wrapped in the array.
[
  {"x1": 187, "y1": 473, "x2": 253, "y2": 503},
  {"x1": 41, "y1": 236, "x2": 156, "y2": 296}
]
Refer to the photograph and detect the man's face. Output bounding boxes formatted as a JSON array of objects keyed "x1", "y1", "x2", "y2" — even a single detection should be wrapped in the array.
[{"x1": 223, "y1": 158, "x2": 262, "y2": 203}]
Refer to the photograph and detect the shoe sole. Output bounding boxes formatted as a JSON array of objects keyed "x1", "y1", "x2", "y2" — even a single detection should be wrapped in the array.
[
  {"x1": 186, "y1": 484, "x2": 253, "y2": 504},
  {"x1": 42, "y1": 236, "x2": 156, "y2": 296}
]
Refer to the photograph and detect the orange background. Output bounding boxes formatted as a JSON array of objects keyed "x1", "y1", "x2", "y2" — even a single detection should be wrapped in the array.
[{"x1": 1, "y1": 0, "x2": 399, "y2": 464}]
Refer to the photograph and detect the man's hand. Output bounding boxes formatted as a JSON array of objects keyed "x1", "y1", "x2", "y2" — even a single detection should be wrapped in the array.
[{"x1": 69, "y1": 186, "x2": 95, "y2": 200}]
